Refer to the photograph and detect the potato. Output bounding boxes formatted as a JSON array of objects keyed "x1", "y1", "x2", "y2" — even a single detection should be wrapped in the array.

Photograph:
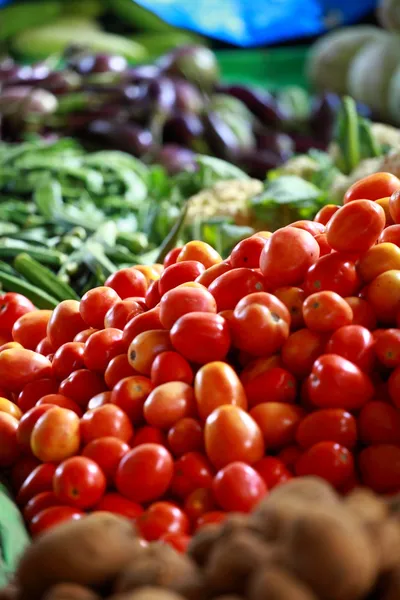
[
  {"x1": 108, "y1": 588, "x2": 186, "y2": 600},
  {"x1": 380, "y1": 568, "x2": 400, "y2": 600},
  {"x1": 267, "y1": 477, "x2": 338, "y2": 506},
  {"x1": 42, "y1": 583, "x2": 101, "y2": 600},
  {"x1": 344, "y1": 488, "x2": 388, "y2": 524},
  {"x1": 247, "y1": 566, "x2": 318, "y2": 600},
  {"x1": 284, "y1": 507, "x2": 378, "y2": 600},
  {"x1": 187, "y1": 525, "x2": 221, "y2": 566},
  {"x1": 16, "y1": 513, "x2": 142, "y2": 600},
  {"x1": 0, "y1": 585, "x2": 18, "y2": 600},
  {"x1": 365, "y1": 518, "x2": 400, "y2": 572}
]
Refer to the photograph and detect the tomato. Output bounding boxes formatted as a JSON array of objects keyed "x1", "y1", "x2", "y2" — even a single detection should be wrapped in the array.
[
  {"x1": 0, "y1": 397, "x2": 21, "y2": 419},
  {"x1": 277, "y1": 446, "x2": 302, "y2": 471},
  {"x1": 167, "y1": 418, "x2": 203, "y2": 457},
  {"x1": 344, "y1": 172, "x2": 400, "y2": 204},
  {"x1": 31, "y1": 407, "x2": 80, "y2": 463},
  {"x1": 134, "y1": 265, "x2": 161, "y2": 286},
  {"x1": 79, "y1": 287, "x2": 120, "y2": 330},
  {"x1": 229, "y1": 236, "x2": 266, "y2": 269},
  {"x1": 122, "y1": 307, "x2": 162, "y2": 349},
  {"x1": 73, "y1": 328, "x2": 97, "y2": 343},
  {"x1": 240, "y1": 355, "x2": 282, "y2": 385},
  {"x1": 296, "y1": 441, "x2": 354, "y2": 488},
  {"x1": 273, "y1": 287, "x2": 305, "y2": 330},
  {"x1": 30, "y1": 506, "x2": 84, "y2": 537},
  {"x1": 111, "y1": 375, "x2": 152, "y2": 423},
  {"x1": 304, "y1": 253, "x2": 361, "y2": 297},
  {"x1": 358, "y1": 401, "x2": 400, "y2": 445},
  {"x1": 325, "y1": 325, "x2": 375, "y2": 372},
  {"x1": 390, "y1": 189, "x2": 400, "y2": 224},
  {"x1": 184, "y1": 488, "x2": 216, "y2": 523},
  {"x1": 204, "y1": 405, "x2": 264, "y2": 469},
  {"x1": 296, "y1": 409, "x2": 357, "y2": 450},
  {"x1": 212, "y1": 462, "x2": 267, "y2": 513},
  {"x1": 128, "y1": 329, "x2": 172, "y2": 375},
  {"x1": 53, "y1": 456, "x2": 106, "y2": 509},
  {"x1": 81, "y1": 436, "x2": 130, "y2": 485},
  {"x1": 303, "y1": 291, "x2": 353, "y2": 333},
  {"x1": 36, "y1": 394, "x2": 83, "y2": 417},
  {"x1": 388, "y1": 366, "x2": 400, "y2": 408},
  {"x1": 11, "y1": 456, "x2": 40, "y2": 492},
  {"x1": 326, "y1": 200, "x2": 386, "y2": 254},
  {"x1": 0, "y1": 348, "x2": 52, "y2": 393},
  {"x1": 12, "y1": 310, "x2": 52, "y2": 350},
  {"x1": 358, "y1": 243, "x2": 400, "y2": 284},
  {"x1": 59, "y1": 369, "x2": 106, "y2": 409},
  {"x1": 132, "y1": 426, "x2": 166, "y2": 447},
  {"x1": 23, "y1": 491, "x2": 62, "y2": 523},
  {"x1": 231, "y1": 292, "x2": 290, "y2": 357},
  {"x1": 47, "y1": 300, "x2": 86, "y2": 350},
  {"x1": 160, "y1": 533, "x2": 191, "y2": 553},
  {"x1": 378, "y1": 224, "x2": 400, "y2": 245},
  {"x1": 170, "y1": 312, "x2": 231, "y2": 364},
  {"x1": 144, "y1": 382, "x2": 195, "y2": 429},
  {"x1": 366, "y1": 269, "x2": 400, "y2": 323},
  {"x1": 170, "y1": 452, "x2": 214, "y2": 499},
  {"x1": 194, "y1": 361, "x2": 247, "y2": 420},
  {"x1": 137, "y1": 501, "x2": 190, "y2": 541},
  {"x1": 94, "y1": 493, "x2": 143, "y2": 519},
  {"x1": 163, "y1": 247, "x2": 182, "y2": 268},
  {"x1": 208, "y1": 268, "x2": 265, "y2": 312},
  {"x1": 314, "y1": 233, "x2": 331, "y2": 257},
  {"x1": 375, "y1": 329, "x2": 400, "y2": 368},
  {"x1": 159, "y1": 261, "x2": 205, "y2": 296},
  {"x1": 246, "y1": 367, "x2": 297, "y2": 409},
  {"x1": 104, "y1": 354, "x2": 137, "y2": 389},
  {"x1": 115, "y1": 443, "x2": 174, "y2": 503},
  {"x1": 195, "y1": 262, "x2": 232, "y2": 288},
  {"x1": 87, "y1": 391, "x2": 112, "y2": 410},
  {"x1": 0, "y1": 293, "x2": 35, "y2": 331},
  {"x1": 359, "y1": 444, "x2": 400, "y2": 493},
  {"x1": 145, "y1": 279, "x2": 161, "y2": 309},
  {"x1": 260, "y1": 227, "x2": 319, "y2": 287},
  {"x1": 344, "y1": 297, "x2": 377, "y2": 330},
  {"x1": 0, "y1": 341, "x2": 22, "y2": 352},
  {"x1": 151, "y1": 351, "x2": 193, "y2": 387},
  {"x1": 307, "y1": 354, "x2": 374, "y2": 410},
  {"x1": 51, "y1": 342, "x2": 85, "y2": 381},
  {"x1": 17, "y1": 463, "x2": 57, "y2": 506},
  {"x1": 250, "y1": 403, "x2": 304, "y2": 450},
  {"x1": 159, "y1": 285, "x2": 217, "y2": 330},
  {"x1": 105, "y1": 267, "x2": 148, "y2": 299},
  {"x1": 80, "y1": 404, "x2": 133, "y2": 445},
  {"x1": 104, "y1": 299, "x2": 144, "y2": 330},
  {"x1": 375, "y1": 197, "x2": 395, "y2": 225},
  {"x1": 83, "y1": 328, "x2": 124, "y2": 372},
  {"x1": 253, "y1": 457, "x2": 292, "y2": 489},
  {"x1": 314, "y1": 204, "x2": 340, "y2": 225},
  {"x1": 0, "y1": 412, "x2": 20, "y2": 467},
  {"x1": 17, "y1": 377, "x2": 58, "y2": 413},
  {"x1": 281, "y1": 329, "x2": 328, "y2": 378},
  {"x1": 195, "y1": 511, "x2": 227, "y2": 530},
  {"x1": 177, "y1": 241, "x2": 222, "y2": 268}
]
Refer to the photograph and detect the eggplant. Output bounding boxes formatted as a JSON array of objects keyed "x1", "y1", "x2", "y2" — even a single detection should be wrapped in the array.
[
  {"x1": 147, "y1": 77, "x2": 176, "y2": 116},
  {"x1": 255, "y1": 128, "x2": 295, "y2": 160},
  {"x1": 0, "y1": 86, "x2": 58, "y2": 116},
  {"x1": 68, "y1": 53, "x2": 128, "y2": 75},
  {"x1": 163, "y1": 112, "x2": 204, "y2": 148},
  {"x1": 203, "y1": 112, "x2": 241, "y2": 161},
  {"x1": 290, "y1": 132, "x2": 329, "y2": 153},
  {"x1": 235, "y1": 148, "x2": 285, "y2": 179},
  {"x1": 309, "y1": 93, "x2": 338, "y2": 144},
  {"x1": 156, "y1": 144, "x2": 197, "y2": 175},
  {"x1": 126, "y1": 64, "x2": 162, "y2": 82},
  {"x1": 86, "y1": 120, "x2": 154, "y2": 156},
  {"x1": 160, "y1": 45, "x2": 219, "y2": 91},
  {"x1": 173, "y1": 78, "x2": 204, "y2": 113},
  {"x1": 217, "y1": 84, "x2": 285, "y2": 128}
]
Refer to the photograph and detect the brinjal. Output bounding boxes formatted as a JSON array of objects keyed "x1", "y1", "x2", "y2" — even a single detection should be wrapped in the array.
[
  {"x1": 0, "y1": 86, "x2": 58, "y2": 116},
  {"x1": 217, "y1": 84, "x2": 285, "y2": 128},
  {"x1": 235, "y1": 148, "x2": 285, "y2": 179},
  {"x1": 86, "y1": 120, "x2": 153, "y2": 157},
  {"x1": 309, "y1": 93, "x2": 339, "y2": 144},
  {"x1": 156, "y1": 144, "x2": 197, "y2": 175},
  {"x1": 160, "y1": 45, "x2": 219, "y2": 91},
  {"x1": 68, "y1": 53, "x2": 128, "y2": 75},
  {"x1": 174, "y1": 78, "x2": 204, "y2": 113},
  {"x1": 255, "y1": 128, "x2": 295, "y2": 160},
  {"x1": 203, "y1": 112, "x2": 241, "y2": 161},
  {"x1": 126, "y1": 64, "x2": 162, "y2": 82},
  {"x1": 147, "y1": 77, "x2": 176, "y2": 116},
  {"x1": 163, "y1": 112, "x2": 204, "y2": 148}
]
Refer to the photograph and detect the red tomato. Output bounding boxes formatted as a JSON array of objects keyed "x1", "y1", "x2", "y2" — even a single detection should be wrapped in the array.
[
  {"x1": 115, "y1": 443, "x2": 174, "y2": 503},
  {"x1": 47, "y1": 300, "x2": 86, "y2": 350},
  {"x1": 105, "y1": 268, "x2": 148, "y2": 299},
  {"x1": 260, "y1": 227, "x2": 319, "y2": 287},
  {"x1": 184, "y1": 488, "x2": 216, "y2": 523},
  {"x1": 94, "y1": 493, "x2": 143, "y2": 519},
  {"x1": 289, "y1": 220, "x2": 325, "y2": 236},
  {"x1": 82, "y1": 436, "x2": 130, "y2": 485},
  {"x1": 358, "y1": 401, "x2": 400, "y2": 445},
  {"x1": 87, "y1": 391, "x2": 112, "y2": 411},
  {"x1": 314, "y1": 204, "x2": 340, "y2": 225},
  {"x1": 160, "y1": 533, "x2": 191, "y2": 553},
  {"x1": 151, "y1": 351, "x2": 193, "y2": 387},
  {"x1": 314, "y1": 233, "x2": 331, "y2": 257},
  {"x1": 281, "y1": 329, "x2": 327, "y2": 378},
  {"x1": 59, "y1": 369, "x2": 106, "y2": 409},
  {"x1": 17, "y1": 377, "x2": 57, "y2": 414},
  {"x1": 17, "y1": 463, "x2": 57, "y2": 506},
  {"x1": 23, "y1": 491, "x2": 62, "y2": 523},
  {"x1": 111, "y1": 375, "x2": 153, "y2": 423},
  {"x1": 273, "y1": 287, "x2": 305, "y2": 330},
  {"x1": 242, "y1": 367, "x2": 296, "y2": 408},
  {"x1": 74, "y1": 328, "x2": 97, "y2": 343},
  {"x1": 11, "y1": 456, "x2": 40, "y2": 492},
  {"x1": 390, "y1": 189, "x2": 400, "y2": 224},
  {"x1": 304, "y1": 253, "x2": 361, "y2": 297},
  {"x1": 229, "y1": 236, "x2": 266, "y2": 269},
  {"x1": 208, "y1": 268, "x2": 265, "y2": 312},
  {"x1": 137, "y1": 501, "x2": 190, "y2": 541},
  {"x1": 163, "y1": 247, "x2": 182, "y2": 268},
  {"x1": 170, "y1": 312, "x2": 231, "y2": 364},
  {"x1": 30, "y1": 506, "x2": 84, "y2": 537},
  {"x1": 296, "y1": 409, "x2": 357, "y2": 449},
  {"x1": 250, "y1": 403, "x2": 304, "y2": 450},
  {"x1": 128, "y1": 329, "x2": 172, "y2": 375},
  {"x1": 344, "y1": 172, "x2": 400, "y2": 204},
  {"x1": 53, "y1": 456, "x2": 106, "y2": 509},
  {"x1": 52, "y1": 342, "x2": 85, "y2": 381},
  {"x1": 83, "y1": 328, "x2": 124, "y2": 372},
  {"x1": 0, "y1": 412, "x2": 20, "y2": 467},
  {"x1": 307, "y1": 354, "x2": 374, "y2": 410},
  {"x1": 36, "y1": 394, "x2": 82, "y2": 417},
  {"x1": 194, "y1": 361, "x2": 247, "y2": 420},
  {"x1": 204, "y1": 405, "x2": 264, "y2": 469},
  {"x1": 104, "y1": 354, "x2": 137, "y2": 389},
  {"x1": 160, "y1": 285, "x2": 216, "y2": 330},
  {"x1": 195, "y1": 262, "x2": 232, "y2": 288},
  {"x1": 195, "y1": 511, "x2": 227, "y2": 530},
  {"x1": 145, "y1": 279, "x2": 161, "y2": 309},
  {"x1": 144, "y1": 382, "x2": 195, "y2": 429},
  {"x1": 167, "y1": 417, "x2": 204, "y2": 456},
  {"x1": 104, "y1": 299, "x2": 144, "y2": 330},
  {"x1": 253, "y1": 457, "x2": 292, "y2": 489},
  {"x1": 0, "y1": 349, "x2": 52, "y2": 393},
  {"x1": 12, "y1": 310, "x2": 52, "y2": 350},
  {"x1": 375, "y1": 329, "x2": 400, "y2": 368},
  {"x1": 296, "y1": 441, "x2": 354, "y2": 488},
  {"x1": 132, "y1": 426, "x2": 166, "y2": 447},
  {"x1": 80, "y1": 404, "x2": 133, "y2": 445},
  {"x1": 344, "y1": 297, "x2": 377, "y2": 330},
  {"x1": 277, "y1": 446, "x2": 302, "y2": 471},
  {"x1": 303, "y1": 291, "x2": 353, "y2": 333},
  {"x1": 212, "y1": 462, "x2": 267, "y2": 513},
  {"x1": 359, "y1": 444, "x2": 400, "y2": 492},
  {"x1": 388, "y1": 366, "x2": 400, "y2": 408},
  {"x1": 378, "y1": 224, "x2": 400, "y2": 245},
  {"x1": 0, "y1": 293, "x2": 35, "y2": 331},
  {"x1": 122, "y1": 307, "x2": 163, "y2": 349},
  {"x1": 325, "y1": 325, "x2": 375, "y2": 372},
  {"x1": 326, "y1": 200, "x2": 386, "y2": 254},
  {"x1": 231, "y1": 292, "x2": 290, "y2": 357},
  {"x1": 16, "y1": 405, "x2": 52, "y2": 448},
  {"x1": 170, "y1": 452, "x2": 214, "y2": 499},
  {"x1": 159, "y1": 261, "x2": 205, "y2": 296},
  {"x1": 79, "y1": 287, "x2": 120, "y2": 329}
]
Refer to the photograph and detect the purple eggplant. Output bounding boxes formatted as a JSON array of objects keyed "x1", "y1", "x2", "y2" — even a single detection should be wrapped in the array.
[
  {"x1": 0, "y1": 86, "x2": 58, "y2": 116},
  {"x1": 156, "y1": 144, "x2": 197, "y2": 175},
  {"x1": 86, "y1": 120, "x2": 154, "y2": 157},
  {"x1": 163, "y1": 112, "x2": 204, "y2": 148},
  {"x1": 203, "y1": 112, "x2": 241, "y2": 161},
  {"x1": 160, "y1": 45, "x2": 219, "y2": 91},
  {"x1": 217, "y1": 84, "x2": 285, "y2": 129},
  {"x1": 290, "y1": 133, "x2": 329, "y2": 154},
  {"x1": 173, "y1": 78, "x2": 204, "y2": 114},
  {"x1": 126, "y1": 64, "x2": 162, "y2": 83},
  {"x1": 68, "y1": 53, "x2": 128, "y2": 75},
  {"x1": 255, "y1": 128, "x2": 295, "y2": 160},
  {"x1": 235, "y1": 148, "x2": 285, "y2": 179},
  {"x1": 309, "y1": 94, "x2": 338, "y2": 145},
  {"x1": 147, "y1": 77, "x2": 176, "y2": 116}
]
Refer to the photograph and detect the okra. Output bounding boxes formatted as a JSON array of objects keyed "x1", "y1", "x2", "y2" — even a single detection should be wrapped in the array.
[
  {"x1": 0, "y1": 239, "x2": 65, "y2": 267},
  {"x1": 14, "y1": 253, "x2": 80, "y2": 302},
  {"x1": 0, "y1": 270, "x2": 59, "y2": 309}
]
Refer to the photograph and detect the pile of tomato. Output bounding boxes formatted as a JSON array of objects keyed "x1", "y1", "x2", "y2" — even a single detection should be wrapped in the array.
[{"x1": 1, "y1": 171, "x2": 400, "y2": 550}]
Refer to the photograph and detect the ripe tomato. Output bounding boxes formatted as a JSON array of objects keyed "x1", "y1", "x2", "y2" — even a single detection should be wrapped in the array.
[
  {"x1": 115, "y1": 443, "x2": 173, "y2": 503},
  {"x1": 307, "y1": 354, "x2": 374, "y2": 410},
  {"x1": 81, "y1": 436, "x2": 130, "y2": 485},
  {"x1": 277, "y1": 446, "x2": 302, "y2": 471},
  {"x1": 83, "y1": 328, "x2": 125, "y2": 373},
  {"x1": 296, "y1": 441, "x2": 354, "y2": 488},
  {"x1": 104, "y1": 299, "x2": 144, "y2": 330},
  {"x1": 195, "y1": 511, "x2": 227, "y2": 530},
  {"x1": 326, "y1": 200, "x2": 386, "y2": 254},
  {"x1": 296, "y1": 409, "x2": 357, "y2": 449},
  {"x1": 195, "y1": 261, "x2": 232, "y2": 288},
  {"x1": 160, "y1": 533, "x2": 191, "y2": 553},
  {"x1": 132, "y1": 426, "x2": 166, "y2": 447},
  {"x1": 105, "y1": 267, "x2": 148, "y2": 299},
  {"x1": 204, "y1": 405, "x2": 264, "y2": 469},
  {"x1": 378, "y1": 224, "x2": 400, "y2": 245},
  {"x1": 304, "y1": 253, "x2": 361, "y2": 297},
  {"x1": 359, "y1": 444, "x2": 400, "y2": 493},
  {"x1": 303, "y1": 291, "x2": 353, "y2": 333},
  {"x1": 104, "y1": 354, "x2": 137, "y2": 389},
  {"x1": 240, "y1": 355, "x2": 282, "y2": 386},
  {"x1": 94, "y1": 493, "x2": 143, "y2": 519},
  {"x1": 344, "y1": 297, "x2": 377, "y2": 330},
  {"x1": 243, "y1": 367, "x2": 296, "y2": 408},
  {"x1": 11, "y1": 456, "x2": 40, "y2": 493},
  {"x1": 111, "y1": 375, "x2": 152, "y2": 423},
  {"x1": 159, "y1": 261, "x2": 205, "y2": 296},
  {"x1": 260, "y1": 227, "x2": 319, "y2": 287},
  {"x1": 170, "y1": 312, "x2": 231, "y2": 364},
  {"x1": 208, "y1": 268, "x2": 265, "y2": 312},
  {"x1": 31, "y1": 407, "x2": 80, "y2": 463},
  {"x1": 167, "y1": 418, "x2": 204, "y2": 456},
  {"x1": 36, "y1": 394, "x2": 83, "y2": 417},
  {"x1": 80, "y1": 404, "x2": 133, "y2": 445},
  {"x1": 134, "y1": 265, "x2": 161, "y2": 287},
  {"x1": 144, "y1": 382, "x2": 195, "y2": 429},
  {"x1": 23, "y1": 491, "x2": 62, "y2": 523},
  {"x1": 17, "y1": 377, "x2": 58, "y2": 413},
  {"x1": 358, "y1": 243, "x2": 400, "y2": 284},
  {"x1": 314, "y1": 204, "x2": 340, "y2": 225},
  {"x1": 53, "y1": 456, "x2": 106, "y2": 509},
  {"x1": 12, "y1": 310, "x2": 52, "y2": 350},
  {"x1": 290, "y1": 220, "x2": 325, "y2": 236},
  {"x1": 213, "y1": 462, "x2": 267, "y2": 513},
  {"x1": 0, "y1": 349, "x2": 52, "y2": 393},
  {"x1": 314, "y1": 233, "x2": 331, "y2": 257},
  {"x1": 122, "y1": 307, "x2": 163, "y2": 349},
  {"x1": 0, "y1": 412, "x2": 20, "y2": 467},
  {"x1": 87, "y1": 391, "x2": 112, "y2": 410},
  {"x1": 358, "y1": 401, "x2": 400, "y2": 445},
  {"x1": 273, "y1": 287, "x2": 305, "y2": 330},
  {"x1": 145, "y1": 279, "x2": 161, "y2": 309},
  {"x1": 387, "y1": 366, "x2": 400, "y2": 408},
  {"x1": 74, "y1": 328, "x2": 97, "y2": 343},
  {"x1": 159, "y1": 285, "x2": 216, "y2": 330},
  {"x1": 177, "y1": 241, "x2": 222, "y2": 268},
  {"x1": 281, "y1": 329, "x2": 328, "y2": 378},
  {"x1": 345, "y1": 172, "x2": 400, "y2": 203},
  {"x1": 151, "y1": 351, "x2": 193, "y2": 387},
  {"x1": 128, "y1": 329, "x2": 172, "y2": 375},
  {"x1": 170, "y1": 452, "x2": 214, "y2": 499},
  {"x1": 250, "y1": 403, "x2": 304, "y2": 449},
  {"x1": 47, "y1": 300, "x2": 86, "y2": 350},
  {"x1": 253, "y1": 457, "x2": 292, "y2": 489},
  {"x1": 390, "y1": 189, "x2": 400, "y2": 224},
  {"x1": 52, "y1": 342, "x2": 85, "y2": 381},
  {"x1": 325, "y1": 325, "x2": 375, "y2": 372},
  {"x1": 59, "y1": 369, "x2": 106, "y2": 409},
  {"x1": 184, "y1": 488, "x2": 216, "y2": 523},
  {"x1": 229, "y1": 236, "x2": 266, "y2": 269},
  {"x1": 375, "y1": 329, "x2": 400, "y2": 368},
  {"x1": 163, "y1": 247, "x2": 182, "y2": 268},
  {"x1": 0, "y1": 293, "x2": 35, "y2": 331},
  {"x1": 0, "y1": 397, "x2": 21, "y2": 420},
  {"x1": 194, "y1": 361, "x2": 247, "y2": 420},
  {"x1": 17, "y1": 463, "x2": 57, "y2": 506},
  {"x1": 30, "y1": 506, "x2": 84, "y2": 537},
  {"x1": 366, "y1": 269, "x2": 400, "y2": 323},
  {"x1": 79, "y1": 287, "x2": 120, "y2": 329},
  {"x1": 231, "y1": 292, "x2": 290, "y2": 356},
  {"x1": 137, "y1": 501, "x2": 190, "y2": 541}
]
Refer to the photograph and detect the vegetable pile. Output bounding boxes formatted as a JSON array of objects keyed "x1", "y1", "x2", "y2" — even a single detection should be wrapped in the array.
[
  {"x1": 2, "y1": 170, "x2": 400, "y2": 546},
  {"x1": 3, "y1": 478, "x2": 400, "y2": 600}
]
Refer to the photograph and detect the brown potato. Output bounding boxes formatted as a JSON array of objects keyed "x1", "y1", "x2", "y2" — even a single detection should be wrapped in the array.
[
  {"x1": 42, "y1": 583, "x2": 101, "y2": 600},
  {"x1": 344, "y1": 488, "x2": 388, "y2": 524},
  {"x1": 187, "y1": 525, "x2": 221, "y2": 566},
  {"x1": 108, "y1": 588, "x2": 186, "y2": 600},
  {"x1": 267, "y1": 477, "x2": 338, "y2": 506},
  {"x1": 16, "y1": 513, "x2": 142, "y2": 600},
  {"x1": 247, "y1": 566, "x2": 318, "y2": 600},
  {"x1": 250, "y1": 499, "x2": 308, "y2": 542},
  {"x1": 380, "y1": 568, "x2": 400, "y2": 600},
  {"x1": 366, "y1": 518, "x2": 400, "y2": 572}
]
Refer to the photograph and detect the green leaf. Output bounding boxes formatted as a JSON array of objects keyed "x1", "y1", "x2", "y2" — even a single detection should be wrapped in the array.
[
  {"x1": 253, "y1": 175, "x2": 322, "y2": 206},
  {"x1": 196, "y1": 155, "x2": 250, "y2": 188}
]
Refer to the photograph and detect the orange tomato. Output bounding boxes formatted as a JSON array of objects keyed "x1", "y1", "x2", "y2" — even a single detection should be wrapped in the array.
[
  {"x1": 357, "y1": 243, "x2": 400, "y2": 283},
  {"x1": 134, "y1": 265, "x2": 161, "y2": 285},
  {"x1": 0, "y1": 349, "x2": 52, "y2": 393},
  {"x1": 0, "y1": 412, "x2": 20, "y2": 467},
  {"x1": 30, "y1": 407, "x2": 80, "y2": 463},
  {"x1": 273, "y1": 286, "x2": 306, "y2": 330},
  {"x1": 194, "y1": 361, "x2": 247, "y2": 420},
  {"x1": 0, "y1": 397, "x2": 22, "y2": 419},
  {"x1": 143, "y1": 382, "x2": 196, "y2": 429},
  {"x1": 343, "y1": 172, "x2": 400, "y2": 204},
  {"x1": 376, "y1": 196, "x2": 395, "y2": 225},
  {"x1": 303, "y1": 291, "x2": 353, "y2": 333},
  {"x1": 314, "y1": 204, "x2": 340, "y2": 225},
  {"x1": 177, "y1": 241, "x2": 222, "y2": 268},
  {"x1": 390, "y1": 189, "x2": 400, "y2": 224},
  {"x1": 366, "y1": 269, "x2": 400, "y2": 323},
  {"x1": 326, "y1": 200, "x2": 386, "y2": 254},
  {"x1": 128, "y1": 329, "x2": 172, "y2": 375},
  {"x1": 250, "y1": 403, "x2": 304, "y2": 449},
  {"x1": 195, "y1": 261, "x2": 232, "y2": 288},
  {"x1": 344, "y1": 296, "x2": 377, "y2": 330},
  {"x1": 47, "y1": 300, "x2": 86, "y2": 349},
  {"x1": 281, "y1": 328, "x2": 327, "y2": 378},
  {"x1": 12, "y1": 310, "x2": 52, "y2": 350}
]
